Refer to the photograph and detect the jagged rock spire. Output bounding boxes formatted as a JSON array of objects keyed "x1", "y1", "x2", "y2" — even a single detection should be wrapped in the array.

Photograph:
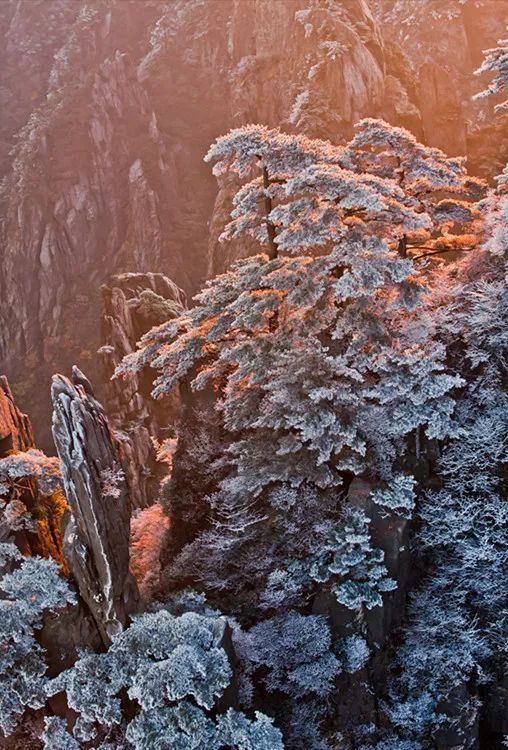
[{"x1": 51, "y1": 367, "x2": 139, "y2": 646}]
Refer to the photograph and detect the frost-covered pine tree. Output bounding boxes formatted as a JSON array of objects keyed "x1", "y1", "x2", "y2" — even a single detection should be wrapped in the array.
[
  {"x1": 47, "y1": 608, "x2": 284, "y2": 750},
  {"x1": 310, "y1": 507, "x2": 397, "y2": 612},
  {"x1": 203, "y1": 123, "x2": 430, "y2": 259},
  {"x1": 118, "y1": 125, "x2": 463, "y2": 622},
  {"x1": 0, "y1": 448, "x2": 63, "y2": 535},
  {"x1": 247, "y1": 612, "x2": 340, "y2": 699},
  {"x1": 0, "y1": 449, "x2": 62, "y2": 499},
  {"x1": 344, "y1": 118, "x2": 485, "y2": 259}
]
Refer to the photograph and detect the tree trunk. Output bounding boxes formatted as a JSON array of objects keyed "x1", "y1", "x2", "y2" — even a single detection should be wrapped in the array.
[
  {"x1": 262, "y1": 165, "x2": 278, "y2": 259},
  {"x1": 398, "y1": 234, "x2": 407, "y2": 258}
]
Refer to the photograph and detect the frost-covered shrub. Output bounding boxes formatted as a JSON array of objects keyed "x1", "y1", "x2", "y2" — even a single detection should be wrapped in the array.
[
  {"x1": 359, "y1": 739, "x2": 422, "y2": 750},
  {"x1": 337, "y1": 635, "x2": 370, "y2": 674},
  {"x1": 42, "y1": 717, "x2": 80, "y2": 750},
  {"x1": 0, "y1": 449, "x2": 62, "y2": 498},
  {"x1": 248, "y1": 612, "x2": 340, "y2": 698},
  {"x1": 130, "y1": 503, "x2": 170, "y2": 600},
  {"x1": 0, "y1": 544, "x2": 75, "y2": 736},
  {"x1": 217, "y1": 708, "x2": 285, "y2": 750},
  {"x1": 0, "y1": 448, "x2": 65, "y2": 538}
]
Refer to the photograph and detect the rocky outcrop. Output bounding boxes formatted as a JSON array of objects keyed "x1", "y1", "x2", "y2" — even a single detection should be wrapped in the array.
[
  {"x1": 99, "y1": 272, "x2": 185, "y2": 507},
  {"x1": 51, "y1": 367, "x2": 139, "y2": 645},
  {"x1": 0, "y1": 376, "x2": 66, "y2": 564},
  {"x1": 0, "y1": 2, "x2": 190, "y2": 448},
  {"x1": 0, "y1": 0, "x2": 78, "y2": 179},
  {"x1": 0, "y1": 375, "x2": 34, "y2": 454}
]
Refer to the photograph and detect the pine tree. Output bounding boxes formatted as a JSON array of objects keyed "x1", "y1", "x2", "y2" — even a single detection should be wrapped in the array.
[
  {"x1": 474, "y1": 30, "x2": 508, "y2": 112},
  {"x1": 118, "y1": 125, "x2": 463, "y2": 633},
  {"x1": 344, "y1": 118, "x2": 484, "y2": 259},
  {"x1": 247, "y1": 612, "x2": 340, "y2": 699},
  {"x1": 204, "y1": 123, "x2": 430, "y2": 259},
  {"x1": 310, "y1": 507, "x2": 397, "y2": 612}
]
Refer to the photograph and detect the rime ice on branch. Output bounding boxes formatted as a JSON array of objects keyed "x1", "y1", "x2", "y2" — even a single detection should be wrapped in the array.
[
  {"x1": 205, "y1": 121, "x2": 483, "y2": 261},
  {"x1": 474, "y1": 31, "x2": 508, "y2": 112}
]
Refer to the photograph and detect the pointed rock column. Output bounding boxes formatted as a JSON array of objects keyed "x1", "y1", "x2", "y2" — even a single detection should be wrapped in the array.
[{"x1": 51, "y1": 367, "x2": 139, "y2": 645}]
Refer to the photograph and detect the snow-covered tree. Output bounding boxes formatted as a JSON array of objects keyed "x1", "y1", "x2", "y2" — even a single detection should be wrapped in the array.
[
  {"x1": 204, "y1": 123, "x2": 429, "y2": 260},
  {"x1": 0, "y1": 449, "x2": 62, "y2": 499},
  {"x1": 48, "y1": 609, "x2": 283, "y2": 749},
  {"x1": 116, "y1": 124, "x2": 497, "y2": 749},
  {"x1": 337, "y1": 634, "x2": 370, "y2": 674},
  {"x1": 474, "y1": 30, "x2": 508, "y2": 113},
  {"x1": 248, "y1": 612, "x2": 340, "y2": 698},
  {"x1": 0, "y1": 544, "x2": 75, "y2": 736},
  {"x1": 0, "y1": 446, "x2": 67, "y2": 565},
  {"x1": 118, "y1": 129, "x2": 466, "y2": 535},
  {"x1": 116, "y1": 128, "x2": 466, "y2": 709},
  {"x1": 217, "y1": 708, "x2": 286, "y2": 750},
  {"x1": 0, "y1": 448, "x2": 64, "y2": 535}
]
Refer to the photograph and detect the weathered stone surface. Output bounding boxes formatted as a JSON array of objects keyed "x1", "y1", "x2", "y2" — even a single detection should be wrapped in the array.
[
  {"x1": 51, "y1": 367, "x2": 139, "y2": 645},
  {"x1": 377, "y1": 0, "x2": 508, "y2": 173},
  {"x1": 485, "y1": 677, "x2": 508, "y2": 737},
  {"x1": 0, "y1": 375, "x2": 34, "y2": 454},
  {"x1": 434, "y1": 683, "x2": 480, "y2": 750}
]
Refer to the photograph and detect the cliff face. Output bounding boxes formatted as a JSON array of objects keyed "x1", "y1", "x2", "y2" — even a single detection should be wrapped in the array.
[
  {"x1": 376, "y1": 0, "x2": 508, "y2": 173},
  {"x1": 0, "y1": 0, "x2": 506, "y2": 445}
]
